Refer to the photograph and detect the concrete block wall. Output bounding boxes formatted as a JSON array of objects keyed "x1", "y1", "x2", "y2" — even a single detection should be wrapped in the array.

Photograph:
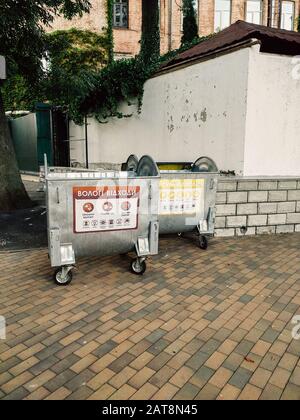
[{"x1": 215, "y1": 178, "x2": 300, "y2": 237}]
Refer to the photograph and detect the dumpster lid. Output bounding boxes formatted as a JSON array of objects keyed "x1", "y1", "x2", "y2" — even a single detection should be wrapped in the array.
[
  {"x1": 125, "y1": 155, "x2": 139, "y2": 173},
  {"x1": 192, "y1": 157, "x2": 218, "y2": 173},
  {"x1": 137, "y1": 156, "x2": 160, "y2": 177}
]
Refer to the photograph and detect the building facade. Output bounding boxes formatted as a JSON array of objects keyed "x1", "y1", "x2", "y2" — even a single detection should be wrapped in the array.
[{"x1": 48, "y1": 0, "x2": 300, "y2": 57}]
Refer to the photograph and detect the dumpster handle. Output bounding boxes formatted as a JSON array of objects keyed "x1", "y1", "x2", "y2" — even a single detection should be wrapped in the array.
[
  {"x1": 56, "y1": 187, "x2": 60, "y2": 204},
  {"x1": 44, "y1": 154, "x2": 48, "y2": 177},
  {"x1": 148, "y1": 184, "x2": 152, "y2": 200}
]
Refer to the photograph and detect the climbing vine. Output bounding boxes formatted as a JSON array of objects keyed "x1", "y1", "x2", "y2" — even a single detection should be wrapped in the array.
[
  {"x1": 106, "y1": 0, "x2": 114, "y2": 63},
  {"x1": 47, "y1": 28, "x2": 111, "y2": 72},
  {"x1": 68, "y1": 34, "x2": 215, "y2": 124},
  {"x1": 181, "y1": 0, "x2": 198, "y2": 46},
  {"x1": 162, "y1": 34, "x2": 214, "y2": 63},
  {"x1": 140, "y1": 0, "x2": 160, "y2": 67}
]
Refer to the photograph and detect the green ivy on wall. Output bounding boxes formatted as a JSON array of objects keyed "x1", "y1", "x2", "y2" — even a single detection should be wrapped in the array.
[
  {"x1": 68, "y1": 34, "x2": 214, "y2": 124},
  {"x1": 70, "y1": 57, "x2": 159, "y2": 124},
  {"x1": 106, "y1": 0, "x2": 114, "y2": 63},
  {"x1": 181, "y1": 0, "x2": 198, "y2": 46},
  {"x1": 47, "y1": 28, "x2": 111, "y2": 73},
  {"x1": 2, "y1": 0, "x2": 214, "y2": 127},
  {"x1": 140, "y1": 0, "x2": 160, "y2": 67}
]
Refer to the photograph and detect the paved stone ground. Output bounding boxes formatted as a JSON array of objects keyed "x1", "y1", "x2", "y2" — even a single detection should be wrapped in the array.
[
  {"x1": 0, "y1": 178, "x2": 46, "y2": 252},
  {"x1": 0, "y1": 233, "x2": 300, "y2": 400}
]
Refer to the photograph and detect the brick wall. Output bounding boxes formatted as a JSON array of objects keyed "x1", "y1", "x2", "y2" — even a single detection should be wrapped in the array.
[
  {"x1": 46, "y1": 0, "x2": 107, "y2": 33},
  {"x1": 47, "y1": 0, "x2": 300, "y2": 57},
  {"x1": 215, "y1": 178, "x2": 300, "y2": 237}
]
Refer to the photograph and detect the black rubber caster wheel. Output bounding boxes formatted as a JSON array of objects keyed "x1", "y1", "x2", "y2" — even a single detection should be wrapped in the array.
[
  {"x1": 53, "y1": 268, "x2": 73, "y2": 286},
  {"x1": 130, "y1": 259, "x2": 147, "y2": 275},
  {"x1": 199, "y1": 235, "x2": 208, "y2": 250}
]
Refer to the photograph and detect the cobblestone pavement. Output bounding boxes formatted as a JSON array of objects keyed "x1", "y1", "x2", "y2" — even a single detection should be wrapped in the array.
[{"x1": 0, "y1": 233, "x2": 299, "y2": 400}]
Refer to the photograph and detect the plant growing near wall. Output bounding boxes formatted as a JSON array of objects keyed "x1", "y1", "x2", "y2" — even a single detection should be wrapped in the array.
[
  {"x1": 140, "y1": 0, "x2": 160, "y2": 66},
  {"x1": 3, "y1": 0, "x2": 213, "y2": 136},
  {"x1": 2, "y1": 0, "x2": 114, "y2": 111},
  {"x1": 2, "y1": 73, "x2": 38, "y2": 112},
  {"x1": 66, "y1": 33, "x2": 215, "y2": 124},
  {"x1": 106, "y1": 0, "x2": 114, "y2": 63},
  {"x1": 163, "y1": 33, "x2": 214, "y2": 63},
  {"x1": 78, "y1": 59, "x2": 159, "y2": 123},
  {"x1": 59, "y1": 0, "x2": 162, "y2": 123},
  {"x1": 47, "y1": 29, "x2": 110, "y2": 72},
  {"x1": 181, "y1": 0, "x2": 198, "y2": 46},
  {"x1": 0, "y1": 0, "x2": 92, "y2": 211},
  {"x1": 2, "y1": 28, "x2": 111, "y2": 111}
]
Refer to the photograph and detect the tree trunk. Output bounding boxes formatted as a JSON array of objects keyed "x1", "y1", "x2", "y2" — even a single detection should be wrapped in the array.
[
  {"x1": 140, "y1": 0, "x2": 160, "y2": 66},
  {"x1": 0, "y1": 86, "x2": 32, "y2": 211}
]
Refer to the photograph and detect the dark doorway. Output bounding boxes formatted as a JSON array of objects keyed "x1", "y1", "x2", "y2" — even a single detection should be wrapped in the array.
[{"x1": 52, "y1": 108, "x2": 70, "y2": 167}]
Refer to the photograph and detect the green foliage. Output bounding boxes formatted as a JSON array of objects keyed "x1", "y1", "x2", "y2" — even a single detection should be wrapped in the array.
[
  {"x1": 106, "y1": 0, "x2": 114, "y2": 63},
  {"x1": 3, "y1": 30, "x2": 213, "y2": 120},
  {"x1": 67, "y1": 0, "x2": 161, "y2": 124},
  {"x1": 1, "y1": 28, "x2": 111, "y2": 112},
  {"x1": 181, "y1": 0, "x2": 198, "y2": 46},
  {"x1": 163, "y1": 33, "x2": 214, "y2": 63},
  {"x1": 1, "y1": 0, "x2": 212, "y2": 126},
  {"x1": 140, "y1": 0, "x2": 160, "y2": 67},
  {"x1": 0, "y1": 0, "x2": 91, "y2": 80},
  {"x1": 0, "y1": 0, "x2": 93, "y2": 111},
  {"x1": 46, "y1": 29, "x2": 110, "y2": 73},
  {"x1": 2, "y1": 75, "x2": 38, "y2": 111},
  {"x1": 67, "y1": 34, "x2": 214, "y2": 124},
  {"x1": 297, "y1": 17, "x2": 300, "y2": 32},
  {"x1": 69, "y1": 57, "x2": 160, "y2": 124}
]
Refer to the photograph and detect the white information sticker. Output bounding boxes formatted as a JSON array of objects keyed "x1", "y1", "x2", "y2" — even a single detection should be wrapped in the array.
[{"x1": 159, "y1": 178, "x2": 204, "y2": 215}]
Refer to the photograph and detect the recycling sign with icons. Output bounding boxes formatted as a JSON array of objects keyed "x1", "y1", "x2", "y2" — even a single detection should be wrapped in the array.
[{"x1": 73, "y1": 186, "x2": 140, "y2": 233}]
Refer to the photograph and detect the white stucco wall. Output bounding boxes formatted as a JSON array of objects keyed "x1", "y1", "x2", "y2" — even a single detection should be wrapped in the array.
[
  {"x1": 70, "y1": 45, "x2": 300, "y2": 176},
  {"x1": 70, "y1": 48, "x2": 250, "y2": 173},
  {"x1": 243, "y1": 46, "x2": 300, "y2": 176},
  {"x1": 69, "y1": 122, "x2": 86, "y2": 167}
]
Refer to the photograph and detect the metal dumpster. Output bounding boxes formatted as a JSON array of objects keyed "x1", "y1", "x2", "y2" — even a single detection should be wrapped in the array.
[
  {"x1": 45, "y1": 156, "x2": 160, "y2": 285},
  {"x1": 127, "y1": 155, "x2": 219, "y2": 250}
]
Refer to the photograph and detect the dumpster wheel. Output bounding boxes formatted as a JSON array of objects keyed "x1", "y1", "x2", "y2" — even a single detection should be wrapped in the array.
[
  {"x1": 53, "y1": 267, "x2": 73, "y2": 286},
  {"x1": 131, "y1": 259, "x2": 146, "y2": 275},
  {"x1": 199, "y1": 235, "x2": 208, "y2": 250}
]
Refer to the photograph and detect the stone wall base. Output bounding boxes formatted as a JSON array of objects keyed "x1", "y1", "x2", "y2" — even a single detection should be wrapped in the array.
[{"x1": 215, "y1": 177, "x2": 300, "y2": 237}]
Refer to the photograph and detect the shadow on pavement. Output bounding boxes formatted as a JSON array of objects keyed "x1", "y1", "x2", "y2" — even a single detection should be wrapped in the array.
[
  {"x1": 0, "y1": 206, "x2": 47, "y2": 251},
  {"x1": 0, "y1": 179, "x2": 47, "y2": 251}
]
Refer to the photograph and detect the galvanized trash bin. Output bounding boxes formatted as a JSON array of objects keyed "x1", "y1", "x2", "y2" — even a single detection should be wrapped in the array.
[
  {"x1": 45, "y1": 156, "x2": 160, "y2": 285},
  {"x1": 126, "y1": 155, "x2": 219, "y2": 250}
]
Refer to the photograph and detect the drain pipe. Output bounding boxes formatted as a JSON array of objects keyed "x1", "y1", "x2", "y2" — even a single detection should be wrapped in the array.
[
  {"x1": 84, "y1": 115, "x2": 89, "y2": 169},
  {"x1": 168, "y1": 0, "x2": 173, "y2": 51},
  {"x1": 267, "y1": 0, "x2": 272, "y2": 26}
]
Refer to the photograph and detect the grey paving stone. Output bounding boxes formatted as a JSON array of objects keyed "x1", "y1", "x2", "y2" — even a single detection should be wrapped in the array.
[{"x1": 228, "y1": 367, "x2": 253, "y2": 389}]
